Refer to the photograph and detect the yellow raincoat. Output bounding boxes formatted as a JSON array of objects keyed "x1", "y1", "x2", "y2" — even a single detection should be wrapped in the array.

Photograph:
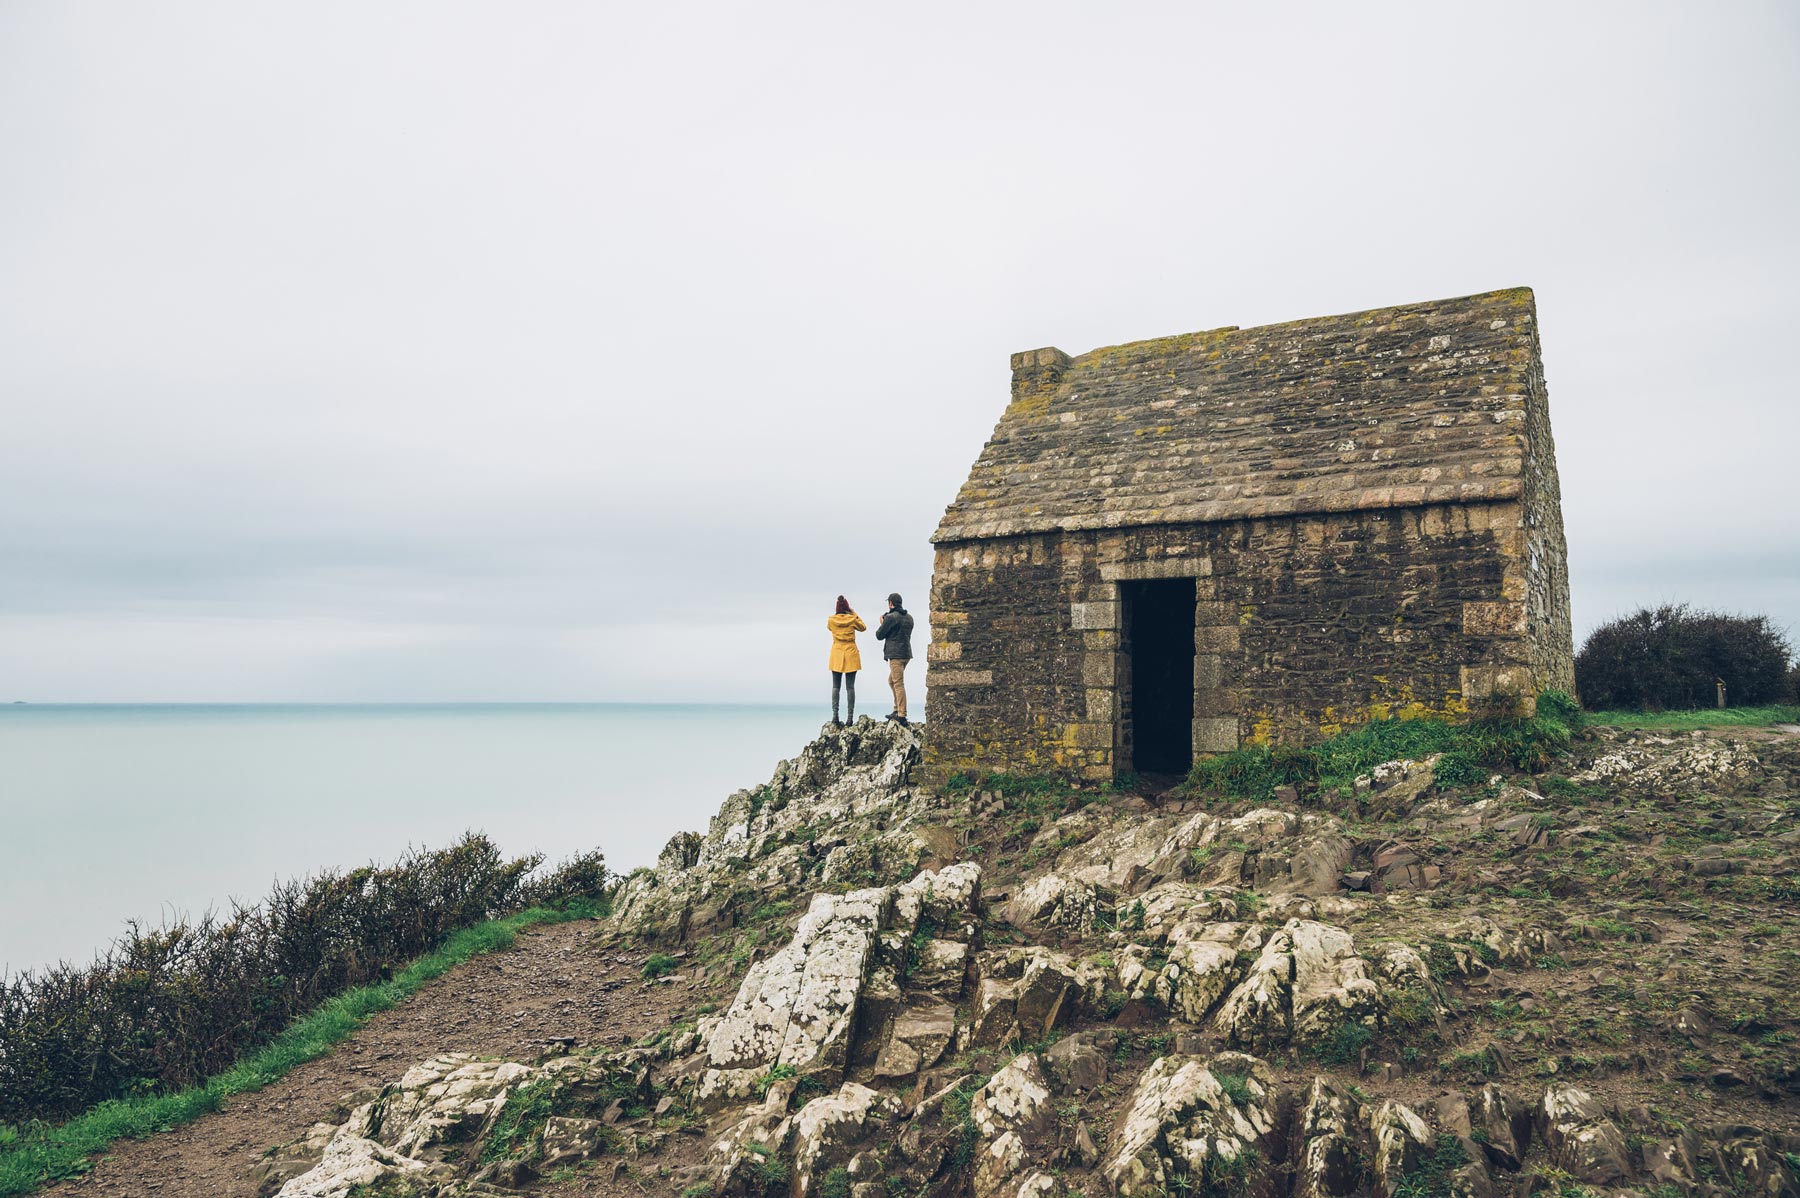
[{"x1": 827, "y1": 612, "x2": 866, "y2": 672}]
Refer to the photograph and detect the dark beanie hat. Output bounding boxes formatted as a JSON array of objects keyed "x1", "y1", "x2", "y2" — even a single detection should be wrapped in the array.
[
  {"x1": 888, "y1": 592, "x2": 903, "y2": 607},
  {"x1": 835, "y1": 595, "x2": 851, "y2": 614}
]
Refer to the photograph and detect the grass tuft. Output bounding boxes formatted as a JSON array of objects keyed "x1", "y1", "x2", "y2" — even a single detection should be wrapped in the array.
[
  {"x1": 1584, "y1": 704, "x2": 1800, "y2": 731},
  {"x1": 1186, "y1": 691, "x2": 1580, "y2": 802}
]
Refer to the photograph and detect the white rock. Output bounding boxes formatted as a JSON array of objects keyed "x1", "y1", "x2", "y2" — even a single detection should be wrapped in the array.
[
  {"x1": 700, "y1": 886, "x2": 891, "y2": 1099},
  {"x1": 1102, "y1": 1053, "x2": 1279, "y2": 1198},
  {"x1": 1369, "y1": 1099, "x2": 1433, "y2": 1198},
  {"x1": 1001, "y1": 872, "x2": 1098, "y2": 931},
  {"x1": 971, "y1": 1054, "x2": 1054, "y2": 1198},
  {"x1": 274, "y1": 1135, "x2": 441, "y2": 1198},
  {"x1": 791, "y1": 1082, "x2": 901, "y2": 1198},
  {"x1": 1154, "y1": 937, "x2": 1244, "y2": 1023}
]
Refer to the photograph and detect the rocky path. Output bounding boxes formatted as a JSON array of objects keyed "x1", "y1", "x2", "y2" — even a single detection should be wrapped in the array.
[{"x1": 41, "y1": 919, "x2": 695, "y2": 1198}]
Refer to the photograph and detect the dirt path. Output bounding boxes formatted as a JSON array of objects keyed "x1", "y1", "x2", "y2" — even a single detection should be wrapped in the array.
[{"x1": 41, "y1": 919, "x2": 697, "y2": 1198}]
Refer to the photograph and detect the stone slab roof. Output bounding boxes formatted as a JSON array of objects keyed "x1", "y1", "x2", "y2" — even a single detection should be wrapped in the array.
[{"x1": 932, "y1": 287, "x2": 1544, "y2": 544}]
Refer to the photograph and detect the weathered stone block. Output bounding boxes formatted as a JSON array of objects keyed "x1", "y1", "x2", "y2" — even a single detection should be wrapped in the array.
[
  {"x1": 1194, "y1": 625, "x2": 1241, "y2": 653},
  {"x1": 1070, "y1": 723, "x2": 1111, "y2": 749},
  {"x1": 1194, "y1": 654, "x2": 1225, "y2": 691},
  {"x1": 1193, "y1": 688, "x2": 1239, "y2": 718},
  {"x1": 1194, "y1": 601, "x2": 1235, "y2": 626},
  {"x1": 1193, "y1": 718, "x2": 1239, "y2": 753},
  {"x1": 1070, "y1": 602, "x2": 1119, "y2": 631},
  {"x1": 932, "y1": 670, "x2": 993, "y2": 688},
  {"x1": 1080, "y1": 654, "x2": 1115, "y2": 688},
  {"x1": 1463, "y1": 601, "x2": 1526, "y2": 638}
]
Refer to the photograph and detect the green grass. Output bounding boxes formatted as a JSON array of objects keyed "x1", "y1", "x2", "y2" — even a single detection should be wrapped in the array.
[
  {"x1": 1583, "y1": 704, "x2": 1800, "y2": 731},
  {"x1": 0, "y1": 903, "x2": 593, "y2": 1197},
  {"x1": 1187, "y1": 690, "x2": 1582, "y2": 802}
]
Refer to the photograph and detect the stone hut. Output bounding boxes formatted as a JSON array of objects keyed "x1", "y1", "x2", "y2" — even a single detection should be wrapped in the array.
[{"x1": 922, "y1": 288, "x2": 1574, "y2": 784}]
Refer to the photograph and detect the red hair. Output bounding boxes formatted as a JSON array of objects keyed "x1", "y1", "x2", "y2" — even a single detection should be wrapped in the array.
[{"x1": 835, "y1": 595, "x2": 851, "y2": 614}]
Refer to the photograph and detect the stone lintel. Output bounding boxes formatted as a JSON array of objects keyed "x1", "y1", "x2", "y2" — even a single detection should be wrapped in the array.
[{"x1": 1100, "y1": 557, "x2": 1214, "y2": 582}]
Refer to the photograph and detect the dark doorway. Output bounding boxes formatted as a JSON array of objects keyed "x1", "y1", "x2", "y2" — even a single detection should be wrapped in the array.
[{"x1": 1123, "y1": 578, "x2": 1195, "y2": 776}]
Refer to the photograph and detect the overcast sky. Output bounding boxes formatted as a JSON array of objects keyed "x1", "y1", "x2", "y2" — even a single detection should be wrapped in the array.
[{"x1": 1, "y1": 2, "x2": 1796, "y2": 703}]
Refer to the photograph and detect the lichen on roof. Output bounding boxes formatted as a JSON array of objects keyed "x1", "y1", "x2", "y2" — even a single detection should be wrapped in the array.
[{"x1": 933, "y1": 288, "x2": 1544, "y2": 544}]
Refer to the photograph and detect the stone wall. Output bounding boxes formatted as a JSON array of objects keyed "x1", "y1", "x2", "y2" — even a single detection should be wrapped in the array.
[
  {"x1": 1519, "y1": 326, "x2": 1576, "y2": 695},
  {"x1": 924, "y1": 500, "x2": 1557, "y2": 785}
]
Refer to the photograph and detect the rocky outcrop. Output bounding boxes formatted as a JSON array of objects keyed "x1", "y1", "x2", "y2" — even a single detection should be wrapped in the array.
[
  {"x1": 1207, "y1": 919, "x2": 1438, "y2": 1050},
  {"x1": 1050, "y1": 806, "x2": 1352, "y2": 898},
  {"x1": 1000, "y1": 872, "x2": 1097, "y2": 931},
  {"x1": 789, "y1": 1083, "x2": 903, "y2": 1198},
  {"x1": 274, "y1": 1055, "x2": 536, "y2": 1197},
  {"x1": 271, "y1": 1051, "x2": 657, "y2": 1197},
  {"x1": 969, "y1": 1053, "x2": 1055, "y2": 1198},
  {"x1": 1573, "y1": 731, "x2": 1761, "y2": 793},
  {"x1": 970, "y1": 948, "x2": 1079, "y2": 1047},
  {"x1": 696, "y1": 863, "x2": 981, "y2": 1104},
  {"x1": 697, "y1": 886, "x2": 889, "y2": 1103},
  {"x1": 612, "y1": 720, "x2": 938, "y2": 940},
  {"x1": 1102, "y1": 1052, "x2": 1283, "y2": 1197},
  {"x1": 1537, "y1": 1084, "x2": 1631, "y2": 1186},
  {"x1": 251, "y1": 723, "x2": 1800, "y2": 1198},
  {"x1": 1291, "y1": 1078, "x2": 1362, "y2": 1198}
]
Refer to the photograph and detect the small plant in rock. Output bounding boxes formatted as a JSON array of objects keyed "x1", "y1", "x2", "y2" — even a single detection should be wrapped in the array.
[
  {"x1": 1198, "y1": 1144, "x2": 1260, "y2": 1195},
  {"x1": 944, "y1": 1075, "x2": 988, "y2": 1170},
  {"x1": 820, "y1": 1165, "x2": 853, "y2": 1198},
  {"x1": 1121, "y1": 900, "x2": 1147, "y2": 932},
  {"x1": 752, "y1": 1064, "x2": 798, "y2": 1100},
  {"x1": 1212, "y1": 1069, "x2": 1254, "y2": 1109},
  {"x1": 641, "y1": 953, "x2": 678, "y2": 979},
  {"x1": 480, "y1": 1076, "x2": 559, "y2": 1164},
  {"x1": 1309, "y1": 1021, "x2": 1372, "y2": 1066},
  {"x1": 1440, "y1": 1045, "x2": 1502, "y2": 1081},
  {"x1": 1385, "y1": 984, "x2": 1438, "y2": 1030},
  {"x1": 752, "y1": 1150, "x2": 790, "y2": 1190},
  {"x1": 1394, "y1": 1134, "x2": 1469, "y2": 1198}
]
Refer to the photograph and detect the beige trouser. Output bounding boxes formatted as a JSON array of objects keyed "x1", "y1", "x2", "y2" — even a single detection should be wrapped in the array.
[{"x1": 888, "y1": 657, "x2": 909, "y2": 718}]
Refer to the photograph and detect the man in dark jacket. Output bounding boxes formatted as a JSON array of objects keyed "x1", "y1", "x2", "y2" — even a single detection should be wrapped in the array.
[{"x1": 875, "y1": 592, "x2": 915, "y2": 725}]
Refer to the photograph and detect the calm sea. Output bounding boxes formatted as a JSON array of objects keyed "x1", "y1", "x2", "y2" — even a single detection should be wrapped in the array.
[{"x1": 0, "y1": 703, "x2": 822, "y2": 976}]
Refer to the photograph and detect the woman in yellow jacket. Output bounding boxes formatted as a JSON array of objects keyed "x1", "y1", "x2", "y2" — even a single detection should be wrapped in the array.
[{"x1": 827, "y1": 595, "x2": 866, "y2": 726}]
